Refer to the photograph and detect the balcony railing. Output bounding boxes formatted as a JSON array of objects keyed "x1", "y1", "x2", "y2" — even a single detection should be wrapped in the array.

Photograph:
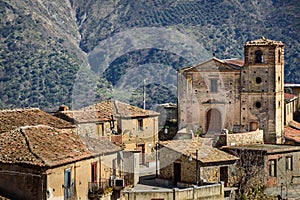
[{"x1": 88, "y1": 179, "x2": 112, "y2": 199}]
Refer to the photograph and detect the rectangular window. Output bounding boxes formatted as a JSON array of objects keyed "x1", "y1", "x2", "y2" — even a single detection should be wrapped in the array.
[
  {"x1": 91, "y1": 162, "x2": 97, "y2": 182},
  {"x1": 286, "y1": 156, "x2": 293, "y2": 171},
  {"x1": 64, "y1": 169, "x2": 71, "y2": 198},
  {"x1": 210, "y1": 79, "x2": 218, "y2": 93},
  {"x1": 138, "y1": 118, "x2": 144, "y2": 131},
  {"x1": 96, "y1": 123, "x2": 104, "y2": 137},
  {"x1": 269, "y1": 159, "x2": 277, "y2": 177},
  {"x1": 186, "y1": 75, "x2": 192, "y2": 93}
]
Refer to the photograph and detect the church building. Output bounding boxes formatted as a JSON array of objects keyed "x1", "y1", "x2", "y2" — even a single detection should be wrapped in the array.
[{"x1": 177, "y1": 37, "x2": 285, "y2": 144}]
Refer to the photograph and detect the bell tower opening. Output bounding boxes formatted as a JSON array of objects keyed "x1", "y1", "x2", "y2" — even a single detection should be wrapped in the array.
[{"x1": 254, "y1": 50, "x2": 263, "y2": 63}]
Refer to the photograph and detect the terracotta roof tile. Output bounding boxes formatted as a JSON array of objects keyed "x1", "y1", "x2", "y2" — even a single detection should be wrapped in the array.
[
  {"x1": 224, "y1": 143, "x2": 300, "y2": 153},
  {"x1": 285, "y1": 127, "x2": 300, "y2": 143},
  {"x1": 80, "y1": 136, "x2": 122, "y2": 156},
  {"x1": 289, "y1": 121, "x2": 300, "y2": 130},
  {"x1": 0, "y1": 125, "x2": 91, "y2": 167},
  {"x1": 160, "y1": 139, "x2": 238, "y2": 164},
  {"x1": 57, "y1": 100, "x2": 159, "y2": 123},
  {"x1": 284, "y1": 93, "x2": 298, "y2": 102},
  {"x1": 222, "y1": 58, "x2": 244, "y2": 67},
  {"x1": 0, "y1": 108, "x2": 74, "y2": 133}
]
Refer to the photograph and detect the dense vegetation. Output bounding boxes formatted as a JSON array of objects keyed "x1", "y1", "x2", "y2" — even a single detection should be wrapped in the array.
[{"x1": 1, "y1": 0, "x2": 300, "y2": 110}]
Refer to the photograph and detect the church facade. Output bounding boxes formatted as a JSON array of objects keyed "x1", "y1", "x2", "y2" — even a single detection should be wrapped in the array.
[{"x1": 177, "y1": 37, "x2": 285, "y2": 144}]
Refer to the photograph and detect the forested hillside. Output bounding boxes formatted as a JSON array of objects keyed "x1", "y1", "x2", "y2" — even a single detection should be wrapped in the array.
[{"x1": 1, "y1": 0, "x2": 300, "y2": 110}]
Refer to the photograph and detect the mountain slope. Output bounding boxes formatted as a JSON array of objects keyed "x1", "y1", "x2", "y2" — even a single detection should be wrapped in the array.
[{"x1": 1, "y1": 0, "x2": 300, "y2": 110}]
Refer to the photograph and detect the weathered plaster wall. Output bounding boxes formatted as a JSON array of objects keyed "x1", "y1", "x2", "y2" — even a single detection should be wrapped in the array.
[
  {"x1": 124, "y1": 183, "x2": 224, "y2": 200},
  {"x1": 242, "y1": 44, "x2": 284, "y2": 143},
  {"x1": 0, "y1": 164, "x2": 44, "y2": 200},
  {"x1": 178, "y1": 61, "x2": 241, "y2": 134},
  {"x1": 160, "y1": 146, "x2": 222, "y2": 184}
]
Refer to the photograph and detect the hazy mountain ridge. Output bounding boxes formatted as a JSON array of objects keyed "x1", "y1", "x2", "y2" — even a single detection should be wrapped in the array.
[{"x1": 1, "y1": 0, "x2": 300, "y2": 110}]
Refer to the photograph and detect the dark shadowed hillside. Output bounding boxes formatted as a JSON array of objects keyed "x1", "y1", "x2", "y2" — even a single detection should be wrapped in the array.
[{"x1": 1, "y1": 0, "x2": 300, "y2": 110}]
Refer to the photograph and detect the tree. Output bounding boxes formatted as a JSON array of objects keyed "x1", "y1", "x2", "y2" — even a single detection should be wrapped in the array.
[{"x1": 227, "y1": 149, "x2": 271, "y2": 200}]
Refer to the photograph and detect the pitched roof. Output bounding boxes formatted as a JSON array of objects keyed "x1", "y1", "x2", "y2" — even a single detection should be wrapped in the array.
[
  {"x1": 285, "y1": 127, "x2": 300, "y2": 144},
  {"x1": 222, "y1": 58, "x2": 244, "y2": 67},
  {"x1": 224, "y1": 143, "x2": 300, "y2": 153},
  {"x1": 160, "y1": 139, "x2": 238, "y2": 164},
  {"x1": 0, "y1": 108, "x2": 74, "y2": 133},
  {"x1": 80, "y1": 136, "x2": 122, "y2": 156},
  {"x1": 0, "y1": 125, "x2": 91, "y2": 167},
  {"x1": 245, "y1": 36, "x2": 284, "y2": 46},
  {"x1": 289, "y1": 120, "x2": 300, "y2": 130},
  {"x1": 284, "y1": 93, "x2": 298, "y2": 102},
  {"x1": 179, "y1": 57, "x2": 242, "y2": 73},
  {"x1": 57, "y1": 100, "x2": 159, "y2": 123}
]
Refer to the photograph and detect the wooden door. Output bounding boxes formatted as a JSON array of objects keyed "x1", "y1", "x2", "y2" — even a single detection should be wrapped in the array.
[
  {"x1": 137, "y1": 145, "x2": 145, "y2": 165},
  {"x1": 206, "y1": 109, "x2": 222, "y2": 133},
  {"x1": 174, "y1": 163, "x2": 181, "y2": 184},
  {"x1": 220, "y1": 166, "x2": 228, "y2": 187}
]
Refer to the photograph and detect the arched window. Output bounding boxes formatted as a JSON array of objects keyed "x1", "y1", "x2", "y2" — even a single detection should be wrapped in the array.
[{"x1": 255, "y1": 50, "x2": 263, "y2": 63}]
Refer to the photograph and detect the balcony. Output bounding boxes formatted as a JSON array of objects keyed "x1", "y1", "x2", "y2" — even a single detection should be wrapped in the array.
[{"x1": 88, "y1": 179, "x2": 112, "y2": 200}]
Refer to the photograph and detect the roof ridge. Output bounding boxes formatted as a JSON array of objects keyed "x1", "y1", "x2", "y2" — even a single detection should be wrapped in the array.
[
  {"x1": 19, "y1": 127, "x2": 46, "y2": 165},
  {"x1": 0, "y1": 108, "x2": 40, "y2": 112}
]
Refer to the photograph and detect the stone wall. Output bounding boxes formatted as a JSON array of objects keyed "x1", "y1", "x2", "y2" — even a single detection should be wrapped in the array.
[
  {"x1": 77, "y1": 121, "x2": 113, "y2": 138},
  {"x1": 160, "y1": 146, "x2": 221, "y2": 184},
  {"x1": 177, "y1": 60, "x2": 241, "y2": 134},
  {"x1": 124, "y1": 183, "x2": 224, "y2": 200},
  {"x1": 0, "y1": 164, "x2": 44, "y2": 200},
  {"x1": 216, "y1": 130, "x2": 264, "y2": 147}
]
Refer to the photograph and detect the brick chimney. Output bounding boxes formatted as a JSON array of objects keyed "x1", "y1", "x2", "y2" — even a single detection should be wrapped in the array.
[{"x1": 59, "y1": 105, "x2": 69, "y2": 112}]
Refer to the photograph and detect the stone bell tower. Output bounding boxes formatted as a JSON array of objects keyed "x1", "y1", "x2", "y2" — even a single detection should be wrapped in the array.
[{"x1": 240, "y1": 37, "x2": 285, "y2": 144}]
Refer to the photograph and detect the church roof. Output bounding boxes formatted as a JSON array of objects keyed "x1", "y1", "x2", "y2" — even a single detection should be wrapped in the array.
[
  {"x1": 245, "y1": 36, "x2": 284, "y2": 46},
  {"x1": 179, "y1": 57, "x2": 243, "y2": 73}
]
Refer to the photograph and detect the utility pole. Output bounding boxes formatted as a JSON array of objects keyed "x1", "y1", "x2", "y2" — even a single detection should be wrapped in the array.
[
  {"x1": 143, "y1": 79, "x2": 146, "y2": 109},
  {"x1": 196, "y1": 149, "x2": 199, "y2": 186}
]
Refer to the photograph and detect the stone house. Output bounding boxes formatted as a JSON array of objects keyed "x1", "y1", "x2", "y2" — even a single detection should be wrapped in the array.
[
  {"x1": 159, "y1": 139, "x2": 238, "y2": 187},
  {"x1": 0, "y1": 108, "x2": 123, "y2": 200},
  {"x1": 0, "y1": 125, "x2": 123, "y2": 200},
  {"x1": 222, "y1": 144, "x2": 300, "y2": 197},
  {"x1": 178, "y1": 37, "x2": 285, "y2": 144},
  {"x1": 55, "y1": 100, "x2": 160, "y2": 165}
]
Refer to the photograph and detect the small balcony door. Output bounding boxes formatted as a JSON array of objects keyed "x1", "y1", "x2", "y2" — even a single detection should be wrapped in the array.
[
  {"x1": 64, "y1": 169, "x2": 71, "y2": 199},
  {"x1": 91, "y1": 162, "x2": 97, "y2": 183}
]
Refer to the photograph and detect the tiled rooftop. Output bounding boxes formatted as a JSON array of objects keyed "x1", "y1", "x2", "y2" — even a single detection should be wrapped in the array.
[
  {"x1": 285, "y1": 127, "x2": 300, "y2": 144},
  {"x1": 224, "y1": 143, "x2": 300, "y2": 153},
  {"x1": 57, "y1": 100, "x2": 159, "y2": 123},
  {"x1": 179, "y1": 57, "x2": 242, "y2": 73},
  {"x1": 160, "y1": 139, "x2": 238, "y2": 164},
  {"x1": 223, "y1": 58, "x2": 244, "y2": 67},
  {"x1": 0, "y1": 108, "x2": 74, "y2": 133},
  {"x1": 80, "y1": 136, "x2": 122, "y2": 156},
  {"x1": 284, "y1": 93, "x2": 298, "y2": 102},
  {"x1": 0, "y1": 125, "x2": 91, "y2": 167},
  {"x1": 289, "y1": 120, "x2": 300, "y2": 130}
]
